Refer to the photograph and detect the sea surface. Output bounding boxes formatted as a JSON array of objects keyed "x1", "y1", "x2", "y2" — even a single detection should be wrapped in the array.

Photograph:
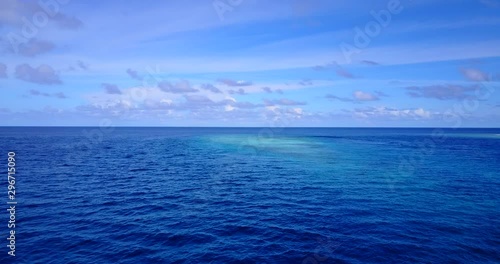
[{"x1": 0, "y1": 127, "x2": 499, "y2": 263}]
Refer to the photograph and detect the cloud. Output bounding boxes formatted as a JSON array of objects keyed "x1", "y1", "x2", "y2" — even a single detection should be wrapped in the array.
[
  {"x1": 460, "y1": 68, "x2": 490, "y2": 81},
  {"x1": 0, "y1": 63, "x2": 7, "y2": 78},
  {"x1": 325, "y1": 94, "x2": 354, "y2": 102},
  {"x1": 158, "y1": 80, "x2": 199, "y2": 93},
  {"x1": 28, "y1": 89, "x2": 67, "y2": 99},
  {"x1": 335, "y1": 67, "x2": 354, "y2": 79},
  {"x1": 353, "y1": 91, "x2": 380, "y2": 101},
  {"x1": 264, "y1": 98, "x2": 307, "y2": 106},
  {"x1": 298, "y1": 78, "x2": 313, "y2": 86},
  {"x1": 15, "y1": 64, "x2": 61, "y2": 85},
  {"x1": 232, "y1": 101, "x2": 263, "y2": 109},
  {"x1": 352, "y1": 106, "x2": 432, "y2": 119},
  {"x1": 228, "y1": 88, "x2": 246, "y2": 95},
  {"x1": 406, "y1": 85, "x2": 478, "y2": 100},
  {"x1": 217, "y1": 78, "x2": 253, "y2": 86},
  {"x1": 77, "y1": 61, "x2": 89, "y2": 70},
  {"x1": 65, "y1": 61, "x2": 88, "y2": 72},
  {"x1": 262, "y1": 87, "x2": 284, "y2": 94},
  {"x1": 326, "y1": 90, "x2": 381, "y2": 103},
  {"x1": 17, "y1": 39, "x2": 55, "y2": 57},
  {"x1": 313, "y1": 61, "x2": 354, "y2": 78},
  {"x1": 0, "y1": 0, "x2": 83, "y2": 30},
  {"x1": 361, "y1": 60, "x2": 380, "y2": 66},
  {"x1": 182, "y1": 94, "x2": 217, "y2": 107},
  {"x1": 200, "y1": 83, "x2": 222, "y2": 93},
  {"x1": 54, "y1": 13, "x2": 84, "y2": 30},
  {"x1": 126, "y1": 68, "x2": 142, "y2": 80},
  {"x1": 102, "y1": 83, "x2": 122, "y2": 95},
  {"x1": 178, "y1": 95, "x2": 262, "y2": 112}
]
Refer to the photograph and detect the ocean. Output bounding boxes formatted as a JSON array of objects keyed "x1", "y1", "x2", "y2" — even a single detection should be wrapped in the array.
[{"x1": 0, "y1": 127, "x2": 499, "y2": 263}]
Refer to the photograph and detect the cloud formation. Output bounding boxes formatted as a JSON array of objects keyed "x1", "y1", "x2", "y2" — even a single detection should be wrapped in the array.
[
  {"x1": 54, "y1": 13, "x2": 83, "y2": 30},
  {"x1": 158, "y1": 80, "x2": 199, "y2": 93},
  {"x1": 353, "y1": 91, "x2": 379, "y2": 101},
  {"x1": 15, "y1": 64, "x2": 61, "y2": 85},
  {"x1": 352, "y1": 106, "x2": 432, "y2": 119},
  {"x1": 326, "y1": 91, "x2": 382, "y2": 103},
  {"x1": 406, "y1": 85, "x2": 478, "y2": 100},
  {"x1": 217, "y1": 78, "x2": 253, "y2": 86},
  {"x1": 29, "y1": 89, "x2": 67, "y2": 99},
  {"x1": 77, "y1": 61, "x2": 89, "y2": 71},
  {"x1": 200, "y1": 83, "x2": 222, "y2": 93},
  {"x1": 361, "y1": 60, "x2": 380, "y2": 66},
  {"x1": 228, "y1": 88, "x2": 246, "y2": 95},
  {"x1": 17, "y1": 39, "x2": 55, "y2": 57},
  {"x1": 262, "y1": 87, "x2": 284, "y2": 94},
  {"x1": 126, "y1": 68, "x2": 142, "y2": 80},
  {"x1": 298, "y1": 79, "x2": 313, "y2": 86},
  {"x1": 0, "y1": 0, "x2": 83, "y2": 30},
  {"x1": 460, "y1": 68, "x2": 490, "y2": 81},
  {"x1": 102, "y1": 83, "x2": 122, "y2": 94},
  {"x1": 264, "y1": 98, "x2": 307, "y2": 106},
  {"x1": 313, "y1": 61, "x2": 355, "y2": 78}
]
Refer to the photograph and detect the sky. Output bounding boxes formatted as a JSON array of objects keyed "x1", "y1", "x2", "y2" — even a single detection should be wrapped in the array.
[{"x1": 0, "y1": 0, "x2": 499, "y2": 127}]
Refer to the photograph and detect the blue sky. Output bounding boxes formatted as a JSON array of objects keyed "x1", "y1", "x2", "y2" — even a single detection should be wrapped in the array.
[{"x1": 0, "y1": 0, "x2": 499, "y2": 126}]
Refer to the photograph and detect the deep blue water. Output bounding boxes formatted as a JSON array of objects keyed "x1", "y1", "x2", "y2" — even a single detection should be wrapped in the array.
[{"x1": 0, "y1": 127, "x2": 499, "y2": 263}]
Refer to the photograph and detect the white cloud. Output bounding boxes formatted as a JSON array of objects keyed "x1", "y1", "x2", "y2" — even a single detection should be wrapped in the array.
[
  {"x1": 353, "y1": 91, "x2": 379, "y2": 101},
  {"x1": 352, "y1": 106, "x2": 433, "y2": 120}
]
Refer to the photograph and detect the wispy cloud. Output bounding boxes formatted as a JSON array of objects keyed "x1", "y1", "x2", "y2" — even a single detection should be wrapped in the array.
[
  {"x1": 313, "y1": 61, "x2": 355, "y2": 78},
  {"x1": 200, "y1": 83, "x2": 222, "y2": 93},
  {"x1": 28, "y1": 89, "x2": 67, "y2": 99},
  {"x1": 352, "y1": 106, "x2": 432, "y2": 119},
  {"x1": 298, "y1": 79, "x2": 313, "y2": 86},
  {"x1": 460, "y1": 68, "x2": 490, "y2": 81},
  {"x1": 77, "y1": 61, "x2": 89, "y2": 71},
  {"x1": 17, "y1": 39, "x2": 55, "y2": 57},
  {"x1": 126, "y1": 68, "x2": 142, "y2": 80},
  {"x1": 406, "y1": 85, "x2": 478, "y2": 100},
  {"x1": 264, "y1": 98, "x2": 307, "y2": 106},
  {"x1": 0, "y1": 0, "x2": 83, "y2": 30},
  {"x1": 158, "y1": 80, "x2": 199, "y2": 93},
  {"x1": 54, "y1": 13, "x2": 83, "y2": 30},
  {"x1": 326, "y1": 90, "x2": 382, "y2": 103},
  {"x1": 262, "y1": 87, "x2": 284, "y2": 94},
  {"x1": 325, "y1": 94, "x2": 354, "y2": 102},
  {"x1": 217, "y1": 78, "x2": 253, "y2": 86},
  {"x1": 102, "y1": 83, "x2": 122, "y2": 95},
  {"x1": 353, "y1": 91, "x2": 380, "y2": 101},
  {"x1": 361, "y1": 60, "x2": 380, "y2": 66},
  {"x1": 228, "y1": 88, "x2": 246, "y2": 95},
  {"x1": 15, "y1": 64, "x2": 61, "y2": 85}
]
